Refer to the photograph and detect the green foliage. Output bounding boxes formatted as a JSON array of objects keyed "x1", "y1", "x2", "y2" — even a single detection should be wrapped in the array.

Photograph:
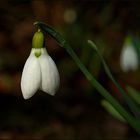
[
  {"x1": 34, "y1": 21, "x2": 140, "y2": 135},
  {"x1": 127, "y1": 86, "x2": 140, "y2": 105},
  {"x1": 101, "y1": 100, "x2": 126, "y2": 123}
]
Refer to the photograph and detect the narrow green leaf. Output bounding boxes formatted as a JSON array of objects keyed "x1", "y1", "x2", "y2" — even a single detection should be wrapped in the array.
[
  {"x1": 88, "y1": 40, "x2": 140, "y2": 119},
  {"x1": 101, "y1": 100, "x2": 126, "y2": 123},
  {"x1": 34, "y1": 21, "x2": 140, "y2": 134},
  {"x1": 127, "y1": 86, "x2": 140, "y2": 105},
  {"x1": 132, "y1": 36, "x2": 140, "y2": 64}
]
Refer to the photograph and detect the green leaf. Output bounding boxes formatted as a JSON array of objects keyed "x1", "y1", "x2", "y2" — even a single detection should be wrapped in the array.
[
  {"x1": 101, "y1": 100, "x2": 126, "y2": 123},
  {"x1": 33, "y1": 21, "x2": 140, "y2": 134},
  {"x1": 127, "y1": 86, "x2": 140, "y2": 105},
  {"x1": 88, "y1": 40, "x2": 140, "y2": 119}
]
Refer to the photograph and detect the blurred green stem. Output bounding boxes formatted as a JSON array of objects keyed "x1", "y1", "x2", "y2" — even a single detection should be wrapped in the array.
[
  {"x1": 88, "y1": 40, "x2": 140, "y2": 119},
  {"x1": 34, "y1": 21, "x2": 140, "y2": 134}
]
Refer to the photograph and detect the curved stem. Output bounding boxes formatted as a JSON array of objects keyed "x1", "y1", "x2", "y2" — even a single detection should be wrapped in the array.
[{"x1": 34, "y1": 21, "x2": 140, "y2": 134}]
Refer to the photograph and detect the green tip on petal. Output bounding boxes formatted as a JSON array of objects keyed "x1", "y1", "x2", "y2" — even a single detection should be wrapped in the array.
[
  {"x1": 35, "y1": 52, "x2": 41, "y2": 57},
  {"x1": 32, "y1": 29, "x2": 44, "y2": 48}
]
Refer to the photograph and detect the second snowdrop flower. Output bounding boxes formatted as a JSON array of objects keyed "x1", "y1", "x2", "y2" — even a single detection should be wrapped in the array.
[
  {"x1": 120, "y1": 36, "x2": 139, "y2": 72},
  {"x1": 21, "y1": 30, "x2": 60, "y2": 99}
]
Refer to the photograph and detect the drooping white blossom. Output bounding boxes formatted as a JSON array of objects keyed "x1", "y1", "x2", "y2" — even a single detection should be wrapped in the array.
[
  {"x1": 21, "y1": 30, "x2": 60, "y2": 99},
  {"x1": 21, "y1": 48, "x2": 60, "y2": 99}
]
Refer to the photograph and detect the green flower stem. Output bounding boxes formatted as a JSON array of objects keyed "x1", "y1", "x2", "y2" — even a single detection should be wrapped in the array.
[
  {"x1": 34, "y1": 21, "x2": 140, "y2": 134},
  {"x1": 88, "y1": 40, "x2": 140, "y2": 119}
]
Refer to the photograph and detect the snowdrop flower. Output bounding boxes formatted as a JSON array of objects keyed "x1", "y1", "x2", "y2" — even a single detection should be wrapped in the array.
[
  {"x1": 21, "y1": 30, "x2": 60, "y2": 99},
  {"x1": 120, "y1": 36, "x2": 139, "y2": 72}
]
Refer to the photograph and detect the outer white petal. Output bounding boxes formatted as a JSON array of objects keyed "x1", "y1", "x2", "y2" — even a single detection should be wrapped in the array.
[
  {"x1": 120, "y1": 45, "x2": 139, "y2": 72},
  {"x1": 39, "y1": 48, "x2": 60, "y2": 95},
  {"x1": 21, "y1": 49, "x2": 41, "y2": 99}
]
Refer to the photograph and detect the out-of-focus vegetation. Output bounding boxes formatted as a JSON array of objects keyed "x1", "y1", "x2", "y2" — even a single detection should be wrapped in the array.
[{"x1": 0, "y1": 0, "x2": 140, "y2": 139}]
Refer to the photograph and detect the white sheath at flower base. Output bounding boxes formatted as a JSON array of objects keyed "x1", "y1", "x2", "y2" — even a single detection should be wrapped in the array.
[
  {"x1": 21, "y1": 48, "x2": 60, "y2": 99},
  {"x1": 120, "y1": 37, "x2": 139, "y2": 72}
]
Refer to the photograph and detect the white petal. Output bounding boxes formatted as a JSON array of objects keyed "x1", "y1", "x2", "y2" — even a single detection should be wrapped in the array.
[
  {"x1": 120, "y1": 45, "x2": 139, "y2": 72},
  {"x1": 21, "y1": 49, "x2": 41, "y2": 99},
  {"x1": 39, "y1": 48, "x2": 60, "y2": 95}
]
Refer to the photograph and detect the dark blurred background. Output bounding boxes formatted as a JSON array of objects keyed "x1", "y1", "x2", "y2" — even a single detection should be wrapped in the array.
[{"x1": 0, "y1": 0, "x2": 140, "y2": 139}]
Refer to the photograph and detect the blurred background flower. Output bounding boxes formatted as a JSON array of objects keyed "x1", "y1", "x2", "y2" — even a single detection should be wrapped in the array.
[
  {"x1": 120, "y1": 35, "x2": 139, "y2": 72},
  {"x1": 0, "y1": 0, "x2": 140, "y2": 139}
]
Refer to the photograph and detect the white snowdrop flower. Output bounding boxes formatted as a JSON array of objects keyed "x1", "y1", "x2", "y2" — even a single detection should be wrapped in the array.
[
  {"x1": 21, "y1": 30, "x2": 60, "y2": 99},
  {"x1": 120, "y1": 36, "x2": 139, "y2": 72}
]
